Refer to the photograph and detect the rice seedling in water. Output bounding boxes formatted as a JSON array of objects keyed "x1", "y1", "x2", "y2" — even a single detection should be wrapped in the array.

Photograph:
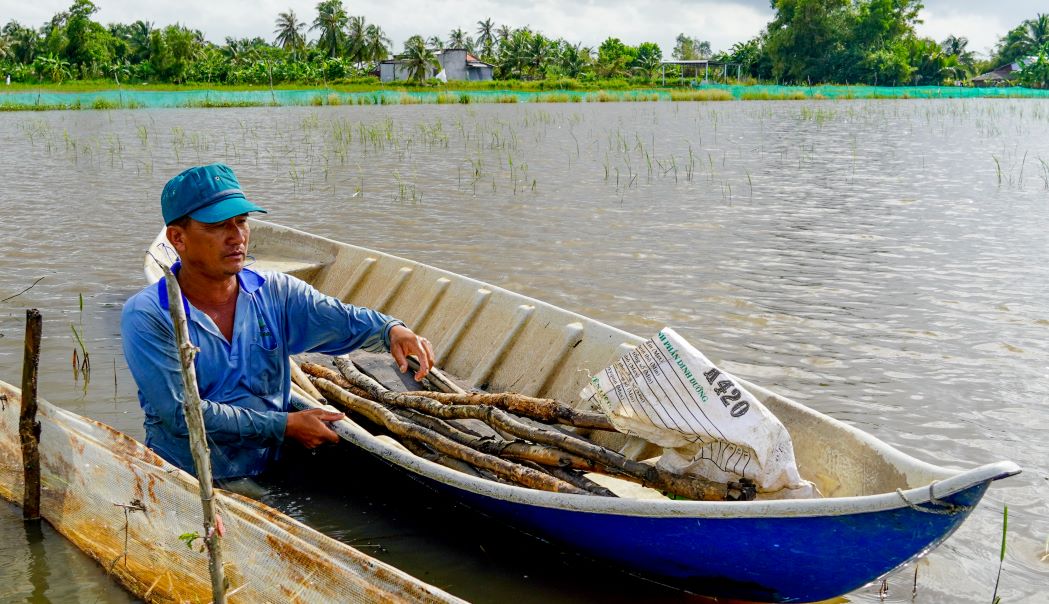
[
  {"x1": 991, "y1": 505, "x2": 1007, "y2": 604},
  {"x1": 1037, "y1": 157, "x2": 1049, "y2": 190},
  {"x1": 71, "y1": 293, "x2": 90, "y2": 384}
]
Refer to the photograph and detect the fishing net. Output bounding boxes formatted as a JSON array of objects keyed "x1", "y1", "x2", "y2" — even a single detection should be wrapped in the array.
[
  {"x1": 0, "y1": 381, "x2": 462, "y2": 604},
  {"x1": 3, "y1": 83, "x2": 1047, "y2": 110}
]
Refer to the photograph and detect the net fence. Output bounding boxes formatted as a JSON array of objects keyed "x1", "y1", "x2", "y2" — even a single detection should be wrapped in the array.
[
  {"x1": 2, "y1": 83, "x2": 1047, "y2": 110},
  {"x1": 0, "y1": 381, "x2": 463, "y2": 604}
]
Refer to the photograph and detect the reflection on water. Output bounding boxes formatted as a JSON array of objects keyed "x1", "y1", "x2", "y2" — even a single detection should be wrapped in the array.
[
  {"x1": 0, "y1": 99, "x2": 1047, "y2": 602},
  {"x1": 0, "y1": 502, "x2": 134, "y2": 602}
]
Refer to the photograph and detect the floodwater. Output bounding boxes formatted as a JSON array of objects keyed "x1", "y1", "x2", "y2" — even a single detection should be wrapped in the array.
[{"x1": 0, "y1": 98, "x2": 1047, "y2": 603}]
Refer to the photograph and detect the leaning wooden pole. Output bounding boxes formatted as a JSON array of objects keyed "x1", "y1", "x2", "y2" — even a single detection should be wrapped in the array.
[
  {"x1": 160, "y1": 265, "x2": 227, "y2": 604},
  {"x1": 19, "y1": 309, "x2": 42, "y2": 522}
]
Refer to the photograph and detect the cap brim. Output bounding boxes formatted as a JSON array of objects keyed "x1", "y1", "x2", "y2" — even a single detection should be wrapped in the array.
[{"x1": 188, "y1": 195, "x2": 267, "y2": 224}]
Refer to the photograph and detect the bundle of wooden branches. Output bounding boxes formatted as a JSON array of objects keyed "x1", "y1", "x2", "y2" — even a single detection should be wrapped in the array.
[{"x1": 296, "y1": 356, "x2": 755, "y2": 502}]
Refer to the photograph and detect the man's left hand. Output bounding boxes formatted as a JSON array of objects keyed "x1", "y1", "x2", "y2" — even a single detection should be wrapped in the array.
[{"x1": 389, "y1": 324, "x2": 435, "y2": 380}]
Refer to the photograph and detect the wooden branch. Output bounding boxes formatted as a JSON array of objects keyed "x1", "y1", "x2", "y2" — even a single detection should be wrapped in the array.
[
  {"x1": 289, "y1": 360, "x2": 324, "y2": 401},
  {"x1": 310, "y1": 359, "x2": 611, "y2": 475},
  {"x1": 406, "y1": 358, "x2": 466, "y2": 394},
  {"x1": 391, "y1": 407, "x2": 604, "y2": 474},
  {"x1": 400, "y1": 390, "x2": 617, "y2": 431},
  {"x1": 334, "y1": 356, "x2": 731, "y2": 501},
  {"x1": 396, "y1": 438, "x2": 487, "y2": 479},
  {"x1": 405, "y1": 354, "x2": 615, "y2": 431},
  {"x1": 19, "y1": 309, "x2": 42, "y2": 522},
  {"x1": 160, "y1": 265, "x2": 226, "y2": 604},
  {"x1": 311, "y1": 377, "x2": 589, "y2": 496},
  {"x1": 299, "y1": 362, "x2": 372, "y2": 399},
  {"x1": 543, "y1": 467, "x2": 617, "y2": 498}
]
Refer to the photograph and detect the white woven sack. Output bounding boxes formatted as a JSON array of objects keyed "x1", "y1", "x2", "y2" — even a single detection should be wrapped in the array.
[{"x1": 581, "y1": 327, "x2": 816, "y2": 497}]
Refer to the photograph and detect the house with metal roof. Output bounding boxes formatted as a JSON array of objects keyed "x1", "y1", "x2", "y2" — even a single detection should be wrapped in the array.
[
  {"x1": 972, "y1": 57, "x2": 1035, "y2": 86},
  {"x1": 379, "y1": 49, "x2": 494, "y2": 83}
]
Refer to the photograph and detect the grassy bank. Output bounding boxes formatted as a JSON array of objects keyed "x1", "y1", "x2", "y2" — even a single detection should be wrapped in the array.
[{"x1": 3, "y1": 81, "x2": 1049, "y2": 111}]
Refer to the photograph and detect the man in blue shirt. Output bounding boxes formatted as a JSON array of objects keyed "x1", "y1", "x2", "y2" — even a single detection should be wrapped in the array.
[{"x1": 122, "y1": 163, "x2": 433, "y2": 479}]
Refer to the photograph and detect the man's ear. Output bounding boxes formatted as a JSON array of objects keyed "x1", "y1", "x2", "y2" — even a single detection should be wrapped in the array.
[{"x1": 166, "y1": 225, "x2": 186, "y2": 253}]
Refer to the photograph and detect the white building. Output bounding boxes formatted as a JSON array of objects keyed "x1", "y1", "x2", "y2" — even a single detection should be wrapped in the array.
[{"x1": 379, "y1": 49, "x2": 494, "y2": 83}]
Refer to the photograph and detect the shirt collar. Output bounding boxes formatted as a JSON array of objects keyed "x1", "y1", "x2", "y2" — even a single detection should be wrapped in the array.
[{"x1": 157, "y1": 261, "x2": 266, "y2": 310}]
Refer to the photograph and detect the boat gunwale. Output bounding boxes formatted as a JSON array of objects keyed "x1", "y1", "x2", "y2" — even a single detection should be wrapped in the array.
[{"x1": 292, "y1": 392, "x2": 1019, "y2": 519}]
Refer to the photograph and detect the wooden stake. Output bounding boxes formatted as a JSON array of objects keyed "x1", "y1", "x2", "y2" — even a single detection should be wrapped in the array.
[
  {"x1": 19, "y1": 309, "x2": 42, "y2": 522},
  {"x1": 159, "y1": 265, "x2": 227, "y2": 604}
]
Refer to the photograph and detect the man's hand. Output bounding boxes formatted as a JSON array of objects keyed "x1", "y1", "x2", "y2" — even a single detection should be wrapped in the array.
[
  {"x1": 389, "y1": 324, "x2": 435, "y2": 380},
  {"x1": 285, "y1": 409, "x2": 343, "y2": 448}
]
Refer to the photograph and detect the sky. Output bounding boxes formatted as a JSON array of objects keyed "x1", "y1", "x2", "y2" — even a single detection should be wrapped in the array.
[{"x1": 0, "y1": 0, "x2": 1039, "y2": 61}]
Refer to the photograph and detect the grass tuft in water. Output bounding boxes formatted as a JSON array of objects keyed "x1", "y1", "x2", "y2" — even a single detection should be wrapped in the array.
[
  {"x1": 992, "y1": 505, "x2": 1007, "y2": 604},
  {"x1": 669, "y1": 89, "x2": 733, "y2": 102}
]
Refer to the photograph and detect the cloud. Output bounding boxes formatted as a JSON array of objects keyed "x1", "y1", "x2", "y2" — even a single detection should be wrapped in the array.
[
  {"x1": 0, "y1": 0, "x2": 1036, "y2": 61},
  {"x1": 915, "y1": 8, "x2": 1009, "y2": 59},
  {"x1": 3, "y1": 0, "x2": 770, "y2": 56}
]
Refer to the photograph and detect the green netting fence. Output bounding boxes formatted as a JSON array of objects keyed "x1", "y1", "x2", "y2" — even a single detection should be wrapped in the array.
[{"x1": 2, "y1": 83, "x2": 1048, "y2": 111}]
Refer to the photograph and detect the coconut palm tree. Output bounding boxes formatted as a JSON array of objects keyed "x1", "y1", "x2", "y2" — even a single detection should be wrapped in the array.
[
  {"x1": 448, "y1": 28, "x2": 468, "y2": 49},
  {"x1": 274, "y1": 10, "x2": 306, "y2": 55},
  {"x1": 223, "y1": 37, "x2": 251, "y2": 64},
  {"x1": 940, "y1": 35, "x2": 975, "y2": 74},
  {"x1": 426, "y1": 36, "x2": 444, "y2": 50},
  {"x1": 346, "y1": 15, "x2": 367, "y2": 67},
  {"x1": 557, "y1": 42, "x2": 591, "y2": 78},
  {"x1": 312, "y1": 0, "x2": 348, "y2": 58},
  {"x1": 495, "y1": 24, "x2": 512, "y2": 47},
  {"x1": 1, "y1": 22, "x2": 36, "y2": 64},
  {"x1": 401, "y1": 35, "x2": 438, "y2": 82},
  {"x1": 497, "y1": 28, "x2": 538, "y2": 79},
  {"x1": 526, "y1": 32, "x2": 551, "y2": 78},
  {"x1": 476, "y1": 18, "x2": 494, "y2": 59},
  {"x1": 128, "y1": 20, "x2": 153, "y2": 63},
  {"x1": 1023, "y1": 13, "x2": 1049, "y2": 50},
  {"x1": 364, "y1": 24, "x2": 391, "y2": 64}
]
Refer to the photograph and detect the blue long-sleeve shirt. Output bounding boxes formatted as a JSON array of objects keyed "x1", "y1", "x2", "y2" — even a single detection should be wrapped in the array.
[{"x1": 121, "y1": 263, "x2": 403, "y2": 479}]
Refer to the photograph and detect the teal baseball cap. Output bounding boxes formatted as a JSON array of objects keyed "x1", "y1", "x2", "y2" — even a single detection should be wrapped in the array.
[{"x1": 161, "y1": 163, "x2": 267, "y2": 225}]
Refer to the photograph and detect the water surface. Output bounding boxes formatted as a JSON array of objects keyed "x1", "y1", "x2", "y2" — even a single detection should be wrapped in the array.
[{"x1": 0, "y1": 99, "x2": 1046, "y2": 602}]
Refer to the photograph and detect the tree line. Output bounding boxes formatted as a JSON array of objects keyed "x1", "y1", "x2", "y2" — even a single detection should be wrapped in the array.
[{"x1": 1, "y1": 0, "x2": 1047, "y2": 87}]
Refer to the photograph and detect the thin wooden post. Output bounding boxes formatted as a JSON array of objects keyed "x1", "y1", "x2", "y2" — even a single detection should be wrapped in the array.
[
  {"x1": 160, "y1": 265, "x2": 227, "y2": 604},
  {"x1": 19, "y1": 309, "x2": 42, "y2": 521}
]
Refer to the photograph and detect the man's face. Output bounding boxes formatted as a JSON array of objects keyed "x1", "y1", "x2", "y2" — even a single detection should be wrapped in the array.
[{"x1": 166, "y1": 215, "x2": 250, "y2": 279}]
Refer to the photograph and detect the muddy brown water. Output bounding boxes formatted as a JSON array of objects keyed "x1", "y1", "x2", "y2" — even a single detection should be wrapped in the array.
[{"x1": 0, "y1": 99, "x2": 1046, "y2": 603}]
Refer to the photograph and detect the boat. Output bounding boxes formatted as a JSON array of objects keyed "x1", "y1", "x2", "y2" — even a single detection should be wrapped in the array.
[
  {"x1": 0, "y1": 380, "x2": 463, "y2": 603},
  {"x1": 143, "y1": 219, "x2": 1020, "y2": 603}
]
